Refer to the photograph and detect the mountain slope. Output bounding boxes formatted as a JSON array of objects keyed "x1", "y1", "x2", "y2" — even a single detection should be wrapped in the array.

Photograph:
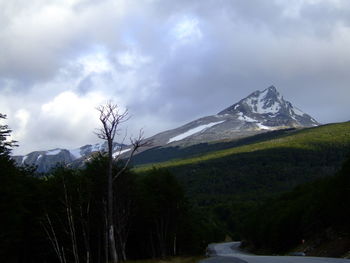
[
  {"x1": 135, "y1": 122, "x2": 350, "y2": 205},
  {"x1": 147, "y1": 85, "x2": 319, "y2": 147},
  {"x1": 135, "y1": 122, "x2": 350, "y2": 171},
  {"x1": 12, "y1": 142, "x2": 126, "y2": 173},
  {"x1": 12, "y1": 85, "x2": 319, "y2": 172}
]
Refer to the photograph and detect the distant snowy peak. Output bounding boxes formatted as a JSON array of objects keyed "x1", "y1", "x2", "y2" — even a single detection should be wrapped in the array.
[
  {"x1": 145, "y1": 85, "x2": 320, "y2": 149},
  {"x1": 218, "y1": 85, "x2": 319, "y2": 127},
  {"x1": 69, "y1": 142, "x2": 127, "y2": 159},
  {"x1": 13, "y1": 142, "x2": 127, "y2": 173},
  {"x1": 13, "y1": 85, "x2": 320, "y2": 173}
]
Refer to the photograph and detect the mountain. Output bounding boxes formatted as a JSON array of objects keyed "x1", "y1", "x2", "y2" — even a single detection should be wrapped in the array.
[
  {"x1": 12, "y1": 142, "x2": 126, "y2": 173},
  {"x1": 135, "y1": 121, "x2": 350, "y2": 205},
  {"x1": 146, "y1": 85, "x2": 319, "y2": 147},
  {"x1": 13, "y1": 85, "x2": 319, "y2": 172}
]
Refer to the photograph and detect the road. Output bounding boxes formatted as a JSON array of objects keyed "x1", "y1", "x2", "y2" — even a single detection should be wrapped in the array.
[{"x1": 200, "y1": 242, "x2": 350, "y2": 263}]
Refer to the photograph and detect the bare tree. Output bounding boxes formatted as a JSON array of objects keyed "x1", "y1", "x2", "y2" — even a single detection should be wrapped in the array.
[
  {"x1": 96, "y1": 101, "x2": 150, "y2": 263},
  {"x1": 42, "y1": 214, "x2": 67, "y2": 263}
]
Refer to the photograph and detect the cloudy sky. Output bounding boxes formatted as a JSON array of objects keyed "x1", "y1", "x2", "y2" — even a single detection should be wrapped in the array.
[{"x1": 1, "y1": 0, "x2": 350, "y2": 155}]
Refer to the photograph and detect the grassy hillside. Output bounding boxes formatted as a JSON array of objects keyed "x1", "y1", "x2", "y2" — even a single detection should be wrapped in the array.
[
  {"x1": 132, "y1": 128, "x2": 297, "y2": 166},
  {"x1": 134, "y1": 122, "x2": 350, "y2": 205}
]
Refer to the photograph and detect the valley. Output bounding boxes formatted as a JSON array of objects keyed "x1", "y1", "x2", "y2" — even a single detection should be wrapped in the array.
[{"x1": 3, "y1": 86, "x2": 350, "y2": 262}]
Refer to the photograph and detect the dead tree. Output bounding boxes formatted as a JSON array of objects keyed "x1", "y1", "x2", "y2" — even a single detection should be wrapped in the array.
[{"x1": 96, "y1": 101, "x2": 150, "y2": 263}]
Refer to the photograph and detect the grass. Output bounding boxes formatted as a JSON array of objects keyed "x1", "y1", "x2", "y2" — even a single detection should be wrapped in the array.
[{"x1": 134, "y1": 122, "x2": 350, "y2": 173}]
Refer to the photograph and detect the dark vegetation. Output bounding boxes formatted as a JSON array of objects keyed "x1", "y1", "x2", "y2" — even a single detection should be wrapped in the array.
[
  {"x1": 135, "y1": 122, "x2": 350, "y2": 256},
  {"x1": 0, "y1": 157, "x2": 224, "y2": 263},
  {"x1": 0, "y1": 115, "x2": 224, "y2": 263},
  {"x1": 240, "y1": 156, "x2": 350, "y2": 256},
  {"x1": 136, "y1": 122, "x2": 350, "y2": 206},
  {"x1": 1, "y1": 111, "x2": 350, "y2": 261}
]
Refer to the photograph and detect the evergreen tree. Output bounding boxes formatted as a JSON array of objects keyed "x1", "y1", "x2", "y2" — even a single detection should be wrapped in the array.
[{"x1": 0, "y1": 113, "x2": 17, "y2": 156}]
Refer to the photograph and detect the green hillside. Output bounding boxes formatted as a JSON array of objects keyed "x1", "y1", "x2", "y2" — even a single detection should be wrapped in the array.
[{"x1": 135, "y1": 122, "x2": 350, "y2": 205}]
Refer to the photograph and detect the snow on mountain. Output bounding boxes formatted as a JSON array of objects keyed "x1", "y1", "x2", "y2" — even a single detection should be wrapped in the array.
[
  {"x1": 243, "y1": 88, "x2": 281, "y2": 114},
  {"x1": 13, "y1": 142, "x2": 126, "y2": 173},
  {"x1": 112, "y1": 148, "x2": 131, "y2": 158},
  {"x1": 69, "y1": 148, "x2": 83, "y2": 159},
  {"x1": 147, "y1": 85, "x2": 319, "y2": 148},
  {"x1": 12, "y1": 85, "x2": 320, "y2": 173},
  {"x1": 46, "y1": 149, "x2": 62, "y2": 155},
  {"x1": 236, "y1": 112, "x2": 272, "y2": 130},
  {"x1": 21, "y1": 155, "x2": 28, "y2": 164},
  {"x1": 168, "y1": 121, "x2": 225, "y2": 143},
  {"x1": 218, "y1": 85, "x2": 319, "y2": 128}
]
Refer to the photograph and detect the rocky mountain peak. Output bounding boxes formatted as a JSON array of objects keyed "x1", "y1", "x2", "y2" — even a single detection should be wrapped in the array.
[
  {"x1": 219, "y1": 85, "x2": 283, "y2": 116},
  {"x1": 217, "y1": 85, "x2": 318, "y2": 128},
  {"x1": 12, "y1": 85, "x2": 320, "y2": 173}
]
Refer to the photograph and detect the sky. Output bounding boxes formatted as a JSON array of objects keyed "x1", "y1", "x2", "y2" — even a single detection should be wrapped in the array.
[{"x1": 1, "y1": 0, "x2": 350, "y2": 155}]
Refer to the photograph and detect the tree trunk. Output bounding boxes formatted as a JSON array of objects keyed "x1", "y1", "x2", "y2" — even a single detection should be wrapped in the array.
[
  {"x1": 108, "y1": 139, "x2": 118, "y2": 263},
  {"x1": 173, "y1": 234, "x2": 176, "y2": 256},
  {"x1": 96, "y1": 102, "x2": 149, "y2": 262}
]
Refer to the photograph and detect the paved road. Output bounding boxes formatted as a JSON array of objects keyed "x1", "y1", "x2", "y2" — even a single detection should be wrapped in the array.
[{"x1": 201, "y1": 242, "x2": 350, "y2": 263}]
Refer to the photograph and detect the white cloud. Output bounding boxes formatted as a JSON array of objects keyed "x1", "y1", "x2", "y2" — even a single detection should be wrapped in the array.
[
  {"x1": 13, "y1": 109, "x2": 30, "y2": 140},
  {"x1": 78, "y1": 49, "x2": 111, "y2": 75},
  {"x1": 41, "y1": 91, "x2": 105, "y2": 122},
  {"x1": 116, "y1": 49, "x2": 153, "y2": 69},
  {"x1": 173, "y1": 16, "x2": 202, "y2": 42},
  {"x1": 1, "y1": 0, "x2": 350, "y2": 155},
  {"x1": 169, "y1": 15, "x2": 203, "y2": 53}
]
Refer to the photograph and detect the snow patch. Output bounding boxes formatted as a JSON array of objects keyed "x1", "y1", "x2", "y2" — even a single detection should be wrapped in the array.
[
  {"x1": 168, "y1": 121, "x2": 225, "y2": 143},
  {"x1": 237, "y1": 112, "x2": 256, "y2": 122},
  {"x1": 69, "y1": 148, "x2": 82, "y2": 159},
  {"x1": 256, "y1": 123, "x2": 272, "y2": 130},
  {"x1": 292, "y1": 106, "x2": 305, "y2": 116},
  {"x1": 37, "y1": 154, "x2": 43, "y2": 161},
  {"x1": 237, "y1": 112, "x2": 272, "y2": 130},
  {"x1": 22, "y1": 155, "x2": 28, "y2": 164},
  {"x1": 92, "y1": 143, "x2": 105, "y2": 151},
  {"x1": 46, "y1": 149, "x2": 61, "y2": 155},
  {"x1": 244, "y1": 89, "x2": 282, "y2": 114},
  {"x1": 112, "y1": 148, "x2": 131, "y2": 158}
]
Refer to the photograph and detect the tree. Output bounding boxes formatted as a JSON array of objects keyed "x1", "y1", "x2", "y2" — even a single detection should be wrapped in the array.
[
  {"x1": 140, "y1": 168, "x2": 186, "y2": 258},
  {"x1": 0, "y1": 113, "x2": 17, "y2": 156},
  {"x1": 96, "y1": 101, "x2": 150, "y2": 263}
]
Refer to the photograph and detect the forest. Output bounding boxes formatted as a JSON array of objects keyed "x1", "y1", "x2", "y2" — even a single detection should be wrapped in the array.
[
  {"x1": 0, "y1": 113, "x2": 224, "y2": 263},
  {"x1": 239, "y1": 155, "x2": 350, "y2": 256},
  {"x1": 2, "y1": 112, "x2": 350, "y2": 262}
]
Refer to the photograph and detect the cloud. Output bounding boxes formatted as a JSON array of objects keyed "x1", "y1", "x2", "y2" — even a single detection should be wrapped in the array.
[
  {"x1": 10, "y1": 90, "x2": 113, "y2": 153},
  {"x1": 1, "y1": 0, "x2": 350, "y2": 154},
  {"x1": 0, "y1": 0, "x2": 127, "y2": 83}
]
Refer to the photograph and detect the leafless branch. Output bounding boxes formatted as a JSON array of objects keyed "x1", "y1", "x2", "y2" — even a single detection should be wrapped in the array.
[
  {"x1": 95, "y1": 101, "x2": 129, "y2": 142},
  {"x1": 113, "y1": 129, "x2": 152, "y2": 182},
  {"x1": 96, "y1": 101, "x2": 152, "y2": 263}
]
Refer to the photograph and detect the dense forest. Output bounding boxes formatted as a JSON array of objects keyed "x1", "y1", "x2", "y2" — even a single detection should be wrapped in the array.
[
  {"x1": 135, "y1": 122, "x2": 350, "y2": 206},
  {"x1": 239, "y1": 156, "x2": 350, "y2": 256},
  {"x1": 0, "y1": 114, "x2": 224, "y2": 263},
  {"x1": 2, "y1": 113, "x2": 350, "y2": 262},
  {"x1": 134, "y1": 122, "x2": 350, "y2": 257}
]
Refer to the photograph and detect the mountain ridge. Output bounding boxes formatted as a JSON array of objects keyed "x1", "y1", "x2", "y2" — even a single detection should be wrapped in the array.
[
  {"x1": 146, "y1": 85, "x2": 319, "y2": 147},
  {"x1": 13, "y1": 85, "x2": 320, "y2": 172},
  {"x1": 12, "y1": 142, "x2": 126, "y2": 173}
]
